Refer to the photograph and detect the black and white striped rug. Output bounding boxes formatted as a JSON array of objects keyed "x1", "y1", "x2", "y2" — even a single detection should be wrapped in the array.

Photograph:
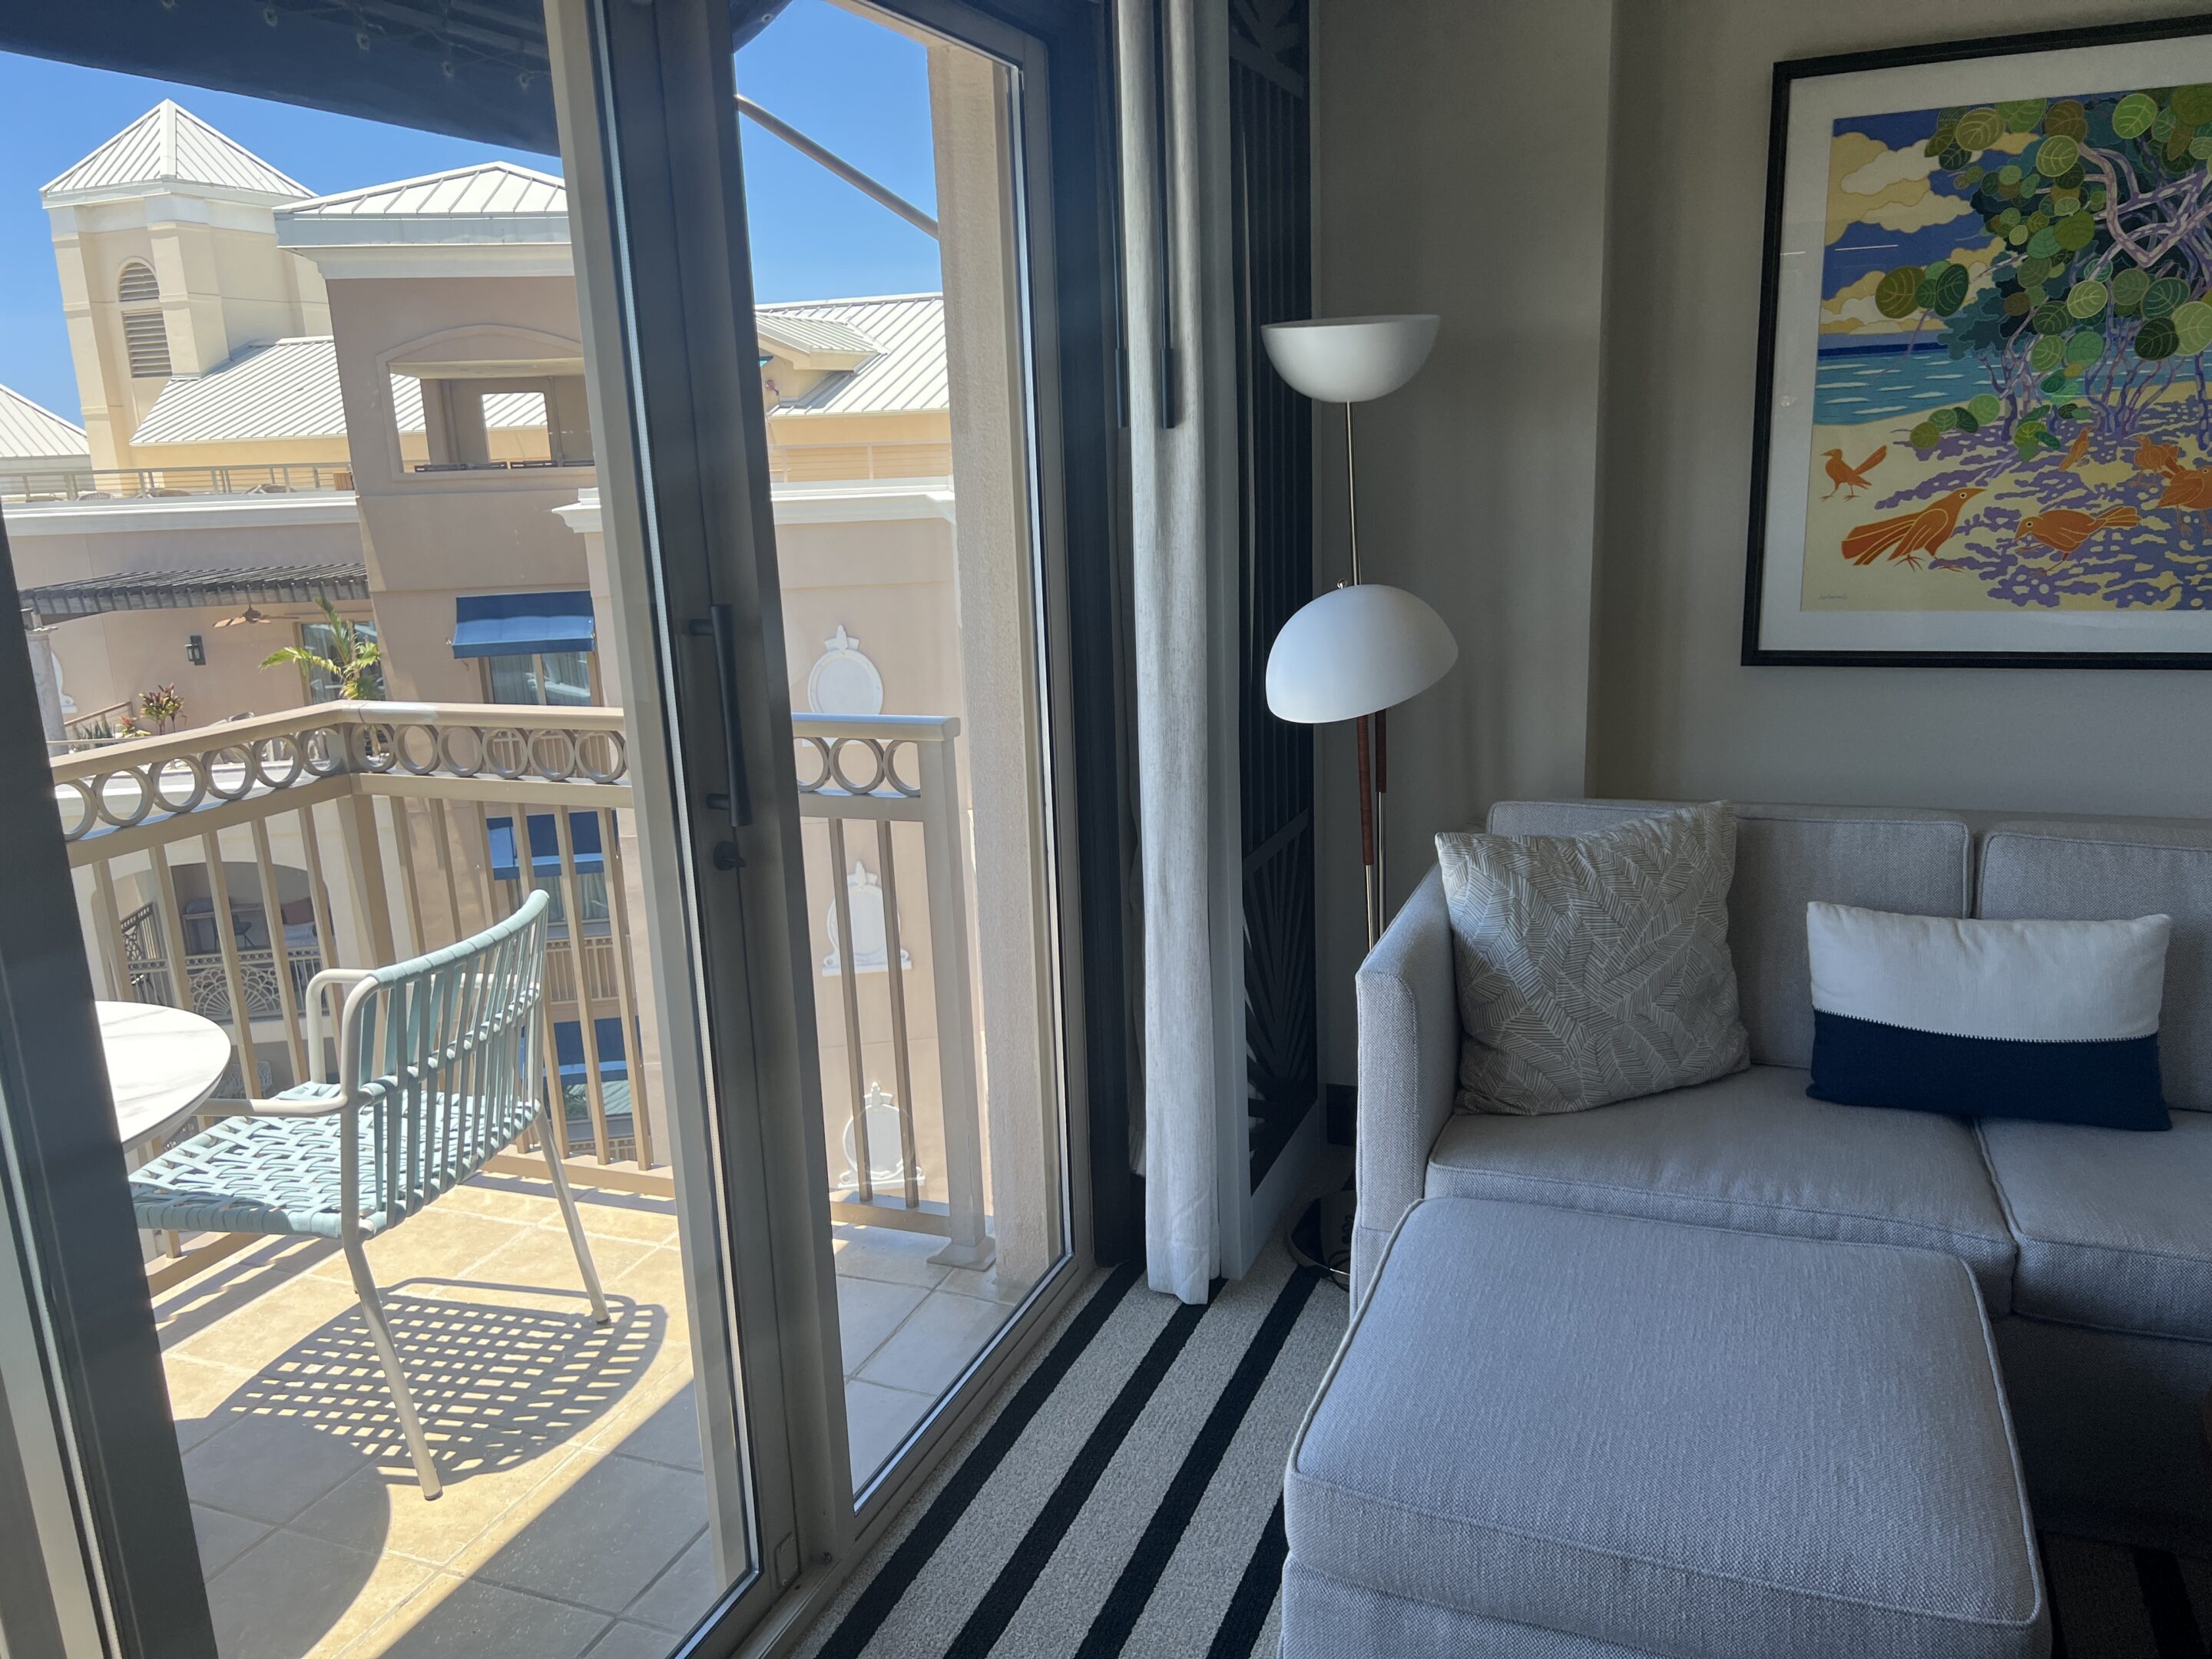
[{"x1": 796, "y1": 1235, "x2": 2212, "y2": 1658}]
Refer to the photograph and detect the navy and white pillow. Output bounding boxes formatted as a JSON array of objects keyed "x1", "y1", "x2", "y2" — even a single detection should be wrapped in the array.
[{"x1": 1806, "y1": 902, "x2": 2173, "y2": 1131}]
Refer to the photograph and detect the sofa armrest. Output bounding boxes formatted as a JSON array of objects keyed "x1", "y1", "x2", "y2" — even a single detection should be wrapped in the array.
[{"x1": 1353, "y1": 865, "x2": 1459, "y2": 1303}]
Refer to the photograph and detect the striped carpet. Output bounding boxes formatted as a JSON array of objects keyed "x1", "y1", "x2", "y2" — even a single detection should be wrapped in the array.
[{"x1": 796, "y1": 1232, "x2": 2212, "y2": 1658}]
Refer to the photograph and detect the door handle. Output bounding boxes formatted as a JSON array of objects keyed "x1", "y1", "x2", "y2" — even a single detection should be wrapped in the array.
[{"x1": 688, "y1": 606, "x2": 753, "y2": 849}]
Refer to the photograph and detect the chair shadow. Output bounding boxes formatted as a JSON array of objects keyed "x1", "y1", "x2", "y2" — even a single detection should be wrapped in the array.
[
  {"x1": 180, "y1": 1283, "x2": 663, "y2": 1659},
  {"x1": 213, "y1": 1280, "x2": 661, "y2": 1482}
]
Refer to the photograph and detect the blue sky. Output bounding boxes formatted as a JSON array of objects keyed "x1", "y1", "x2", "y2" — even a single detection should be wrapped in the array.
[{"x1": 0, "y1": 0, "x2": 939, "y2": 424}]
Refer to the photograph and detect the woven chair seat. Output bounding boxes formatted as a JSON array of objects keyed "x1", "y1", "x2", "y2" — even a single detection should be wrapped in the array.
[{"x1": 131, "y1": 1085, "x2": 540, "y2": 1240}]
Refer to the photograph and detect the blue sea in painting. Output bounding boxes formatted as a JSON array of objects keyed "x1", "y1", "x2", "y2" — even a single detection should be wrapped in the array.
[{"x1": 1813, "y1": 343, "x2": 1990, "y2": 426}]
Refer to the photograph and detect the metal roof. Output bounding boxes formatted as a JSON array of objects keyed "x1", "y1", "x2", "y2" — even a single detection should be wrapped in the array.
[
  {"x1": 131, "y1": 338, "x2": 546, "y2": 448},
  {"x1": 278, "y1": 162, "x2": 568, "y2": 247},
  {"x1": 761, "y1": 295, "x2": 945, "y2": 415},
  {"x1": 0, "y1": 384, "x2": 89, "y2": 464},
  {"x1": 22, "y1": 560, "x2": 368, "y2": 622},
  {"x1": 42, "y1": 101, "x2": 310, "y2": 202},
  {"x1": 756, "y1": 313, "x2": 880, "y2": 359}
]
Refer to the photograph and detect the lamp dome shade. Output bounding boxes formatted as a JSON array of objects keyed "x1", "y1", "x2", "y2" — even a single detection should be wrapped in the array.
[
  {"x1": 1265, "y1": 583, "x2": 1458, "y2": 724},
  {"x1": 1261, "y1": 315, "x2": 1439, "y2": 403}
]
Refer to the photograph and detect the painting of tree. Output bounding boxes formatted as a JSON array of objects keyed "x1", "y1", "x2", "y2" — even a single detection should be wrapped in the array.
[{"x1": 1803, "y1": 78, "x2": 2212, "y2": 617}]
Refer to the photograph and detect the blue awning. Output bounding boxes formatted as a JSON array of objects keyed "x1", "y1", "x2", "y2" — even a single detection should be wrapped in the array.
[
  {"x1": 485, "y1": 811, "x2": 605, "y2": 882},
  {"x1": 452, "y1": 591, "x2": 595, "y2": 659},
  {"x1": 555, "y1": 1017, "x2": 630, "y2": 1082}
]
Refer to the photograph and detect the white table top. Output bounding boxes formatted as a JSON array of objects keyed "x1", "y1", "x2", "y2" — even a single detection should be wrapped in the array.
[{"x1": 98, "y1": 1001, "x2": 233, "y2": 1147}]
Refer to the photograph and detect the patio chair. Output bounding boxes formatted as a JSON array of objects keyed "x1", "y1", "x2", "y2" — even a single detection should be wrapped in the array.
[{"x1": 128, "y1": 889, "x2": 607, "y2": 1498}]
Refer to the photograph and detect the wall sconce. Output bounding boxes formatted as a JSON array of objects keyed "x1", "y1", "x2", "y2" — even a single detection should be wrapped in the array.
[{"x1": 185, "y1": 634, "x2": 206, "y2": 666}]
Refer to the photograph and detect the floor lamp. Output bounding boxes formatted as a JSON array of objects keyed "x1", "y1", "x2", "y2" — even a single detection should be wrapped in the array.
[{"x1": 1262, "y1": 315, "x2": 1456, "y2": 1285}]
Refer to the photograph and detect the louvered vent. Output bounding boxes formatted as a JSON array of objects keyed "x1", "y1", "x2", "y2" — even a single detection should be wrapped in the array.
[{"x1": 118, "y1": 261, "x2": 171, "y2": 378}]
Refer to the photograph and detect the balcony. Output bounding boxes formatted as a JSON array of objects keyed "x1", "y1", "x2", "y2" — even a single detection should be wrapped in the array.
[{"x1": 55, "y1": 700, "x2": 1005, "y2": 1657}]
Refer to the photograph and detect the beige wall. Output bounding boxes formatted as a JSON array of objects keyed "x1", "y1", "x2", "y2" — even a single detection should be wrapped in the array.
[
  {"x1": 320, "y1": 275, "x2": 595, "y2": 700},
  {"x1": 10, "y1": 506, "x2": 369, "y2": 720},
  {"x1": 1588, "y1": 0, "x2": 2212, "y2": 819},
  {"x1": 49, "y1": 194, "x2": 329, "y2": 471},
  {"x1": 1311, "y1": 0, "x2": 1616, "y2": 1083}
]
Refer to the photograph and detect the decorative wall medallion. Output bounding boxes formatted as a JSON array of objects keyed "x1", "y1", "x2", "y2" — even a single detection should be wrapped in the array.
[{"x1": 806, "y1": 624, "x2": 886, "y2": 714}]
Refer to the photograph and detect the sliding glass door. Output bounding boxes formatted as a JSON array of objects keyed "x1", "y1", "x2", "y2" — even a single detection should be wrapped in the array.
[
  {"x1": 728, "y1": 0, "x2": 1084, "y2": 1508},
  {"x1": 0, "y1": 0, "x2": 1098, "y2": 1653}
]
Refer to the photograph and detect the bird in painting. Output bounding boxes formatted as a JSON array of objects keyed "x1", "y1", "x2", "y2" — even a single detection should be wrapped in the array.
[
  {"x1": 1839, "y1": 488, "x2": 1983, "y2": 568},
  {"x1": 2157, "y1": 463, "x2": 2212, "y2": 526},
  {"x1": 1820, "y1": 446, "x2": 1887, "y2": 498},
  {"x1": 2058, "y1": 429, "x2": 2094, "y2": 471},
  {"x1": 2135, "y1": 437, "x2": 2182, "y2": 475},
  {"x1": 2017, "y1": 505, "x2": 2139, "y2": 558}
]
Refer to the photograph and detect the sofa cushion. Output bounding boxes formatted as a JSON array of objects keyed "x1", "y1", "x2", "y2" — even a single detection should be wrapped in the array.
[
  {"x1": 1286, "y1": 1199, "x2": 2045, "y2": 1659},
  {"x1": 1488, "y1": 801, "x2": 1971, "y2": 1068},
  {"x1": 1438, "y1": 803, "x2": 1749, "y2": 1115},
  {"x1": 1977, "y1": 1111, "x2": 2212, "y2": 1342},
  {"x1": 1425, "y1": 1063, "x2": 2017, "y2": 1310},
  {"x1": 1979, "y1": 820, "x2": 2212, "y2": 1111}
]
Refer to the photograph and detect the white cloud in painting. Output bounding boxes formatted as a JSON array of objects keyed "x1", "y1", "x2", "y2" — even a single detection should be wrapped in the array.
[
  {"x1": 1819, "y1": 237, "x2": 2005, "y2": 335},
  {"x1": 1840, "y1": 141, "x2": 1941, "y2": 196},
  {"x1": 1826, "y1": 129, "x2": 1975, "y2": 245}
]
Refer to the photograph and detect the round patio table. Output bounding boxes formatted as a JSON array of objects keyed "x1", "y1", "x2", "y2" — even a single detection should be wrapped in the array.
[{"x1": 98, "y1": 1000, "x2": 232, "y2": 1147}]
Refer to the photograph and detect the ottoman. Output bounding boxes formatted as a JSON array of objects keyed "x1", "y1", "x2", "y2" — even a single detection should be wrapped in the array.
[{"x1": 1282, "y1": 1198, "x2": 2048, "y2": 1658}]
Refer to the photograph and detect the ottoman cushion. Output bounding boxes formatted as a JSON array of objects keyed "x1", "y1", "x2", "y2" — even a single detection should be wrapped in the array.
[{"x1": 1285, "y1": 1199, "x2": 2046, "y2": 1659}]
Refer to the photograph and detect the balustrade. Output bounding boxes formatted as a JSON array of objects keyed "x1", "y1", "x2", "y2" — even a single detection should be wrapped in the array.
[{"x1": 54, "y1": 700, "x2": 986, "y2": 1268}]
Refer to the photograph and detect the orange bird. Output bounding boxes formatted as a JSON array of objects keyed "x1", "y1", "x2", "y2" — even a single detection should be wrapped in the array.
[
  {"x1": 1839, "y1": 488, "x2": 1984, "y2": 568},
  {"x1": 2136, "y1": 437, "x2": 2182, "y2": 474},
  {"x1": 2058, "y1": 429, "x2": 2093, "y2": 470},
  {"x1": 2018, "y1": 505, "x2": 2139, "y2": 558},
  {"x1": 2158, "y1": 464, "x2": 2212, "y2": 508},
  {"x1": 1821, "y1": 445, "x2": 1887, "y2": 498}
]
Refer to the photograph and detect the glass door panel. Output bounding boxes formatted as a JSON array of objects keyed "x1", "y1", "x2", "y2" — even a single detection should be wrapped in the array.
[
  {"x1": 0, "y1": 8, "x2": 796, "y2": 1651},
  {"x1": 733, "y1": 0, "x2": 1075, "y2": 1500}
]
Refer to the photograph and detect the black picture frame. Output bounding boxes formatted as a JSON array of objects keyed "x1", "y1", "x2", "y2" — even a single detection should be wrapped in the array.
[{"x1": 1743, "y1": 12, "x2": 2212, "y2": 668}]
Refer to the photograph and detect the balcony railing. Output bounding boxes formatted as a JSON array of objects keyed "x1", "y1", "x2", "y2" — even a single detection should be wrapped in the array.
[
  {"x1": 53, "y1": 700, "x2": 987, "y2": 1273},
  {"x1": 2, "y1": 462, "x2": 355, "y2": 503},
  {"x1": 763, "y1": 437, "x2": 952, "y2": 484}
]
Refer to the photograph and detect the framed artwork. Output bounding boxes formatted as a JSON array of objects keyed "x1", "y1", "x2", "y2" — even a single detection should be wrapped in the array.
[{"x1": 1745, "y1": 15, "x2": 2212, "y2": 666}]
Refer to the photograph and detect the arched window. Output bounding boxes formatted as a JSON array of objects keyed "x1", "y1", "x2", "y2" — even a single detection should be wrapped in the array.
[{"x1": 117, "y1": 260, "x2": 171, "y2": 378}]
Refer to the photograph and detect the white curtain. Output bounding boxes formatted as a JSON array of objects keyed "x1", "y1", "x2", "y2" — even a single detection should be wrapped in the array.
[{"x1": 1119, "y1": 0, "x2": 1240, "y2": 1304}]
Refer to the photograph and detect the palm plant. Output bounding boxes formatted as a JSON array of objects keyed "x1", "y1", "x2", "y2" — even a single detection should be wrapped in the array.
[{"x1": 263, "y1": 598, "x2": 385, "y2": 700}]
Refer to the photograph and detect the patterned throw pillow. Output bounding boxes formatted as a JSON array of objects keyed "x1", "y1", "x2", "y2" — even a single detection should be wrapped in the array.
[{"x1": 1436, "y1": 803, "x2": 1750, "y2": 1115}]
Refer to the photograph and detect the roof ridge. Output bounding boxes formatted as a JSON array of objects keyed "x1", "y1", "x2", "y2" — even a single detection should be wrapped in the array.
[
  {"x1": 42, "y1": 101, "x2": 310, "y2": 200},
  {"x1": 283, "y1": 159, "x2": 566, "y2": 215},
  {"x1": 760, "y1": 292, "x2": 944, "y2": 310}
]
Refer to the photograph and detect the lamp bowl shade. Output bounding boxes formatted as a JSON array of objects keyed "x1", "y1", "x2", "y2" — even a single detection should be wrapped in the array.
[
  {"x1": 1265, "y1": 583, "x2": 1458, "y2": 724},
  {"x1": 1261, "y1": 315, "x2": 1440, "y2": 403}
]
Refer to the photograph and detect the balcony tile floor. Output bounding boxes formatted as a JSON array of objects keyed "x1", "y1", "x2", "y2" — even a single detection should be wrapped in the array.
[{"x1": 154, "y1": 1173, "x2": 1012, "y2": 1659}]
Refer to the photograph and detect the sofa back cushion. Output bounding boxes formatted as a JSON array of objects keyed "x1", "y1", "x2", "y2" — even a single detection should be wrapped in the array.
[
  {"x1": 1486, "y1": 801, "x2": 1972, "y2": 1067},
  {"x1": 1979, "y1": 821, "x2": 2212, "y2": 1111}
]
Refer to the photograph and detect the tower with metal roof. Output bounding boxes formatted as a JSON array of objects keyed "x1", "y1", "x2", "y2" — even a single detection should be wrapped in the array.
[{"x1": 39, "y1": 101, "x2": 331, "y2": 472}]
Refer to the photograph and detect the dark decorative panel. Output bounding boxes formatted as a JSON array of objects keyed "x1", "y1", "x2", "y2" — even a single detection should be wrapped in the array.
[{"x1": 1230, "y1": 0, "x2": 1314, "y2": 1191}]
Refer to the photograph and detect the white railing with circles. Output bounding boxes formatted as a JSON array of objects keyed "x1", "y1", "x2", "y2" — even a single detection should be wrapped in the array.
[{"x1": 54, "y1": 701, "x2": 988, "y2": 1268}]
